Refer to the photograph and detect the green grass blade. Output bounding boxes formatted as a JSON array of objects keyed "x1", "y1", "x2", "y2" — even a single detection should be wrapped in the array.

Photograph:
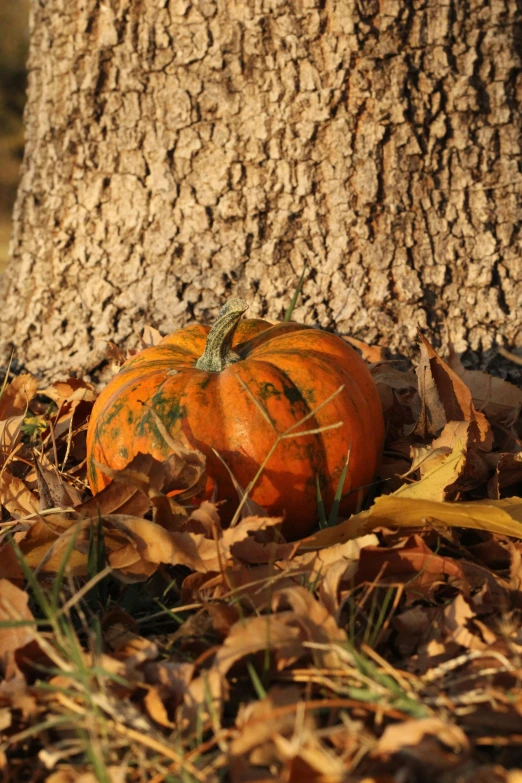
[
  {"x1": 87, "y1": 513, "x2": 109, "y2": 609},
  {"x1": 327, "y1": 442, "x2": 352, "y2": 527},
  {"x1": 246, "y1": 659, "x2": 267, "y2": 700},
  {"x1": 51, "y1": 524, "x2": 79, "y2": 611},
  {"x1": 154, "y1": 600, "x2": 186, "y2": 626},
  {"x1": 6, "y1": 533, "x2": 52, "y2": 619},
  {"x1": 284, "y1": 263, "x2": 308, "y2": 322},
  {"x1": 368, "y1": 586, "x2": 395, "y2": 649},
  {"x1": 316, "y1": 476, "x2": 327, "y2": 528},
  {"x1": 96, "y1": 514, "x2": 108, "y2": 608},
  {"x1": 363, "y1": 586, "x2": 381, "y2": 648}
]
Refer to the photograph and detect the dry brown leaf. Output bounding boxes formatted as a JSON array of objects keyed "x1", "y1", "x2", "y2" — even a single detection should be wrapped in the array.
[
  {"x1": 488, "y1": 452, "x2": 522, "y2": 499},
  {"x1": 291, "y1": 534, "x2": 378, "y2": 582},
  {"x1": 371, "y1": 364, "x2": 418, "y2": 393},
  {"x1": 0, "y1": 579, "x2": 35, "y2": 676},
  {"x1": 77, "y1": 474, "x2": 152, "y2": 519},
  {"x1": 401, "y1": 435, "x2": 489, "y2": 500},
  {"x1": 34, "y1": 455, "x2": 79, "y2": 511},
  {"x1": 104, "y1": 622, "x2": 158, "y2": 666},
  {"x1": 38, "y1": 378, "x2": 96, "y2": 406},
  {"x1": 37, "y1": 379, "x2": 97, "y2": 444},
  {"x1": 413, "y1": 335, "x2": 492, "y2": 448},
  {"x1": 271, "y1": 586, "x2": 347, "y2": 668},
  {"x1": 144, "y1": 685, "x2": 175, "y2": 728},
  {"x1": 183, "y1": 500, "x2": 222, "y2": 535},
  {"x1": 0, "y1": 471, "x2": 39, "y2": 519},
  {"x1": 0, "y1": 415, "x2": 24, "y2": 453},
  {"x1": 93, "y1": 449, "x2": 206, "y2": 509},
  {"x1": 214, "y1": 613, "x2": 304, "y2": 678},
  {"x1": 184, "y1": 591, "x2": 348, "y2": 729},
  {"x1": 375, "y1": 717, "x2": 468, "y2": 757},
  {"x1": 46, "y1": 768, "x2": 125, "y2": 783},
  {"x1": 229, "y1": 533, "x2": 298, "y2": 564},
  {"x1": 45, "y1": 773, "x2": 96, "y2": 783},
  {"x1": 370, "y1": 364, "x2": 420, "y2": 437},
  {"x1": 133, "y1": 407, "x2": 207, "y2": 503},
  {"x1": 104, "y1": 341, "x2": 131, "y2": 368},
  {"x1": 275, "y1": 734, "x2": 347, "y2": 782},
  {"x1": 449, "y1": 347, "x2": 522, "y2": 424},
  {"x1": 355, "y1": 535, "x2": 467, "y2": 597},
  {"x1": 169, "y1": 603, "x2": 240, "y2": 649},
  {"x1": 343, "y1": 336, "x2": 386, "y2": 363},
  {"x1": 179, "y1": 664, "x2": 224, "y2": 735},
  {"x1": 394, "y1": 605, "x2": 436, "y2": 636},
  {"x1": 0, "y1": 374, "x2": 39, "y2": 420},
  {"x1": 378, "y1": 451, "x2": 413, "y2": 493},
  {"x1": 0, "y1": 540, "x2": 23, "y2": 581},
  {"x1": 442, "y1": 593, "x2": 487, "y2": 650},
  {"x1": 99, "y1": 513, "x2": 285, "y2": 576},
  {"x1": 17, "y1": 516, "x2": 91, "y2": 574},
  {"x1": 142, "y1": 660, "x2": 195, "y2": 707},
  {"x1": 231, "y1": 684, "x2": 313, "y2": 761},
  {"x1": 286, "y1": 535, "x2": 378, "y2": 613},
  {"x1": 140, "y1": 324, "x2": 164, "y2": 348}
]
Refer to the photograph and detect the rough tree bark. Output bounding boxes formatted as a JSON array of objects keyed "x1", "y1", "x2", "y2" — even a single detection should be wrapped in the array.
[{"x1": 1, "y1": 0, "x2": 521, "y2": 380}]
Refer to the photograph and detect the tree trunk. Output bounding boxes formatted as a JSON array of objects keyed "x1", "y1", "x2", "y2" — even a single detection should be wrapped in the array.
[{"x1": 2, "y1": 0, "x2": 521, "y2": 380}]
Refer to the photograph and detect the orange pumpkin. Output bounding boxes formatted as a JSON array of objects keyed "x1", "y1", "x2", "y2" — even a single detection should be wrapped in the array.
[{"x1": 86, "y1": 299, "x2": 384, "y2": 539}]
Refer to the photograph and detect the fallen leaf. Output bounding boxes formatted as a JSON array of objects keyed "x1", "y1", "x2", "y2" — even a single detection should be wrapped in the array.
[
  {"x1": 231, "y1": 684, "x2": 314, "y2": 760},
  {"x1": 17, "y1": 516, "x2": 91, "y2": 574},
  {"x1": 344, "y1": 336, "x2": 386, "y2": 363},
  {"x1": 0, "y1": 374, "x2": 38, "y2": 420},
  {"x1": 288, "y1": 535, "x2": 378, "y2": 612},
  {"x1": 488, "y1": 452, "x2": 522, "y2": 499},
  {"x1": 0, "y1": 415, "x2": 24, "y2": 453},
  {"x1": 139, "y1": 324, "x2": 163, "y2": 348},
  {"x1": 144, "y1": 685, "x2": 175, "y2": 728},
  {"x1": 394, "y1": 605, "x2": 437, "y2": 637},
  {"x1": 38, "y1": 378, "x2": 96, "y2": 406},
  {"x1": 33, "y1": 454, "x2": 79, "y2": 511},
  {"x1": 375, "y1": 717, "x2": 468, "y2": 757},
  {"x1": 355, "y1": 535, "x2": 467, "y2": 597},
  {"x1": 442, "y1": 593, "x2": 487, "y2": 650},
  {"x1": 364, "y1": 495, "x2": 522, "y2": 538},
  {"x1": 0, "y1": 541, "x2": 22, "y2": 581},
  {"x1": 45, "y1": 768, "x2": 125, "y2": 783},
  {"x1": 213, "y1": 612, "x2": 306, "y2": 677},
  {"x1": 300, "y1": 495, "x2": 522, "y2": 552},
  {"x1": 270, "y1": 589, "x2": 347, "y2": 671},
  {"x1": 394, "y1": 440, "x2": 467, "y2": 502},
  {"x1": 413, "y1": 335, "x2": 492, "y2": 448},
  {"x1": 448, "y1": 347, "x2": 522, "y2": 425},
  {"x1": 370, "y1": 364, "x2": 420, "y2": 438},
  {"x1": 0, "y1": 579, "x2": 35, "y2": 677},
  {"x1": 77, "y1": 473, "x2": 152, "y2": 519},
  {"x1": 0, "y1": 471, "x2": 39, "y2": 519}
]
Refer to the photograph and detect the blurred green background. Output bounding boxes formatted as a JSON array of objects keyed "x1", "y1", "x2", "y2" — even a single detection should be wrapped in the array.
[{"x1": 0, "y1": 0, "x2": 29, "y2": 269}]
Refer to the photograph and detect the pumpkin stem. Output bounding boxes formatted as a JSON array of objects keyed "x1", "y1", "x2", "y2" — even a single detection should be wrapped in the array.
[{"x1": 196, "y1": 298, "x2": 249, "y2": 372}]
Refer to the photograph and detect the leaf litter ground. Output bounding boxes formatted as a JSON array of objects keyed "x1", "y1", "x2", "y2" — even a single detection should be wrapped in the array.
[{"x1": 1, "y1": 335, "x2": 522, "y2": 782}]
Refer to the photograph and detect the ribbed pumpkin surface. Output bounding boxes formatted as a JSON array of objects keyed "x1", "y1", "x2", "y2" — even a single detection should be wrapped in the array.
[{"x1": 86, "y1": 317, "x2": 384, "y2": 539}]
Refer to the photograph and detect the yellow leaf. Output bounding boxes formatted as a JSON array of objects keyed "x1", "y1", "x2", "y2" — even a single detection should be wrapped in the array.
[
  {"x1": 395, "y1": 440, "x2": 466, "y2": 502},
  {"x1": 300, "y1": 495, "x2": 522, "y2": 551},
  {"x1": 363, "y1": 494, "x2": 522, "y2": 538}
]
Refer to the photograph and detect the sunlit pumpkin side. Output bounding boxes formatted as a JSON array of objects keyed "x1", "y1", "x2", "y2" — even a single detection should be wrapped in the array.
[{"x1": 86, "y1": 298, "x2": 385, "y2": 540}]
